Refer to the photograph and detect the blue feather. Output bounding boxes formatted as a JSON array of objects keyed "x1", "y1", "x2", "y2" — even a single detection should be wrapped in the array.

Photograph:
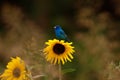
[{"x1": 54, "y1": 25, "x2": 70, "y2": 42}]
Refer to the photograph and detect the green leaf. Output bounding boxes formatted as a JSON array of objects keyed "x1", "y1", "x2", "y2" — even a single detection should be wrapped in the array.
[{"x1": 62, "y1": 68, "x2": 76, "y2": 74}]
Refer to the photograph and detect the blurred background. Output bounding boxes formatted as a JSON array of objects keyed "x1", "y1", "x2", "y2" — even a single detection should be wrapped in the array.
[{"x1": 0, "y1": 0, "x2": 120, "y2": 80}]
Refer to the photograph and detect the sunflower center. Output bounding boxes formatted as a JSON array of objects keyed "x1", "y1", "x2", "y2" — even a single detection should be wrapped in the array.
[
  {"x1": 13, "y1": 67, "x2": 21, "y2": 78},
  {"x1": 53, "y1": 43, "x2": 65, "y2": 54}
]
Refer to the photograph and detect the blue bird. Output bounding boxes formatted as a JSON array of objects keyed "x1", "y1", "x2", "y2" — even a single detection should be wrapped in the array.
[{"x1": 54, "y1": 25, "x2": 70, "y2": 42}]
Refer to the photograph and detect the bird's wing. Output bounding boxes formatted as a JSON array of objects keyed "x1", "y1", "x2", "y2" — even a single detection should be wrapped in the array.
[
  {"x1": 60, "y1": 29, "x2": 70, "y2": 42},
  {"x1": 60, "y1": 29, "x2": 67, "y2": 38}
]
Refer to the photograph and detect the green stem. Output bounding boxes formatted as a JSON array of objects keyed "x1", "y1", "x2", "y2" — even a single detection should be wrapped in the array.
[{"x1": 59, "y1": 63, "x2": 62, "y2": 80}]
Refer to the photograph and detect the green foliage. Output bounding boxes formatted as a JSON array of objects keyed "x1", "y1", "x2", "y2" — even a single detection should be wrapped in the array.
[{"x1": 62, "y1": 68, "x2": 76, "y2": 74}]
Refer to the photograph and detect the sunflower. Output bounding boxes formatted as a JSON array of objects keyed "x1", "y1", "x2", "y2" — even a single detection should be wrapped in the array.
[
  {"x1": 43, "y1": 39, "x2": 75, "y2": 65},
  {"x1": 0, "y1": 57, "x2": 30, "y2": 80}
]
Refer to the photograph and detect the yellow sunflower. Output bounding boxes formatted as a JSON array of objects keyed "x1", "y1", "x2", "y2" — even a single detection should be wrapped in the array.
[
  {"x1": 43, "y1": 39, "x2": 75, "y2": 65},
  {"x1": 0, "y1": 57, "x2": 30, "y2": 80}
]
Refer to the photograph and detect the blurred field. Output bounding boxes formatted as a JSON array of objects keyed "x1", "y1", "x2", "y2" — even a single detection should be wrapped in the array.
[{"x1": 0, "y1": 0, "x2": 120, "y2": 80}]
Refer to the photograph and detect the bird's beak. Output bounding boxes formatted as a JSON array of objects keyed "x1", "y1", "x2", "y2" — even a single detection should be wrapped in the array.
[{"x1": 54, "y1": 26, "x2": 56, "y2": 28}]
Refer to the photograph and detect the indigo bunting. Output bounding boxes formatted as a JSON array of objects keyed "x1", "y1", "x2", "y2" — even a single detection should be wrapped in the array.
[{"x1": 54, "y1": 25, "x2": 70, "y2": 42}]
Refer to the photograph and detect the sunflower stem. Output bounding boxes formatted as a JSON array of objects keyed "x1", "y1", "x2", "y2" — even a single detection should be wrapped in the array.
[{"x1": 59, "y1": 62, "x2": 62, "y2": 80}]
